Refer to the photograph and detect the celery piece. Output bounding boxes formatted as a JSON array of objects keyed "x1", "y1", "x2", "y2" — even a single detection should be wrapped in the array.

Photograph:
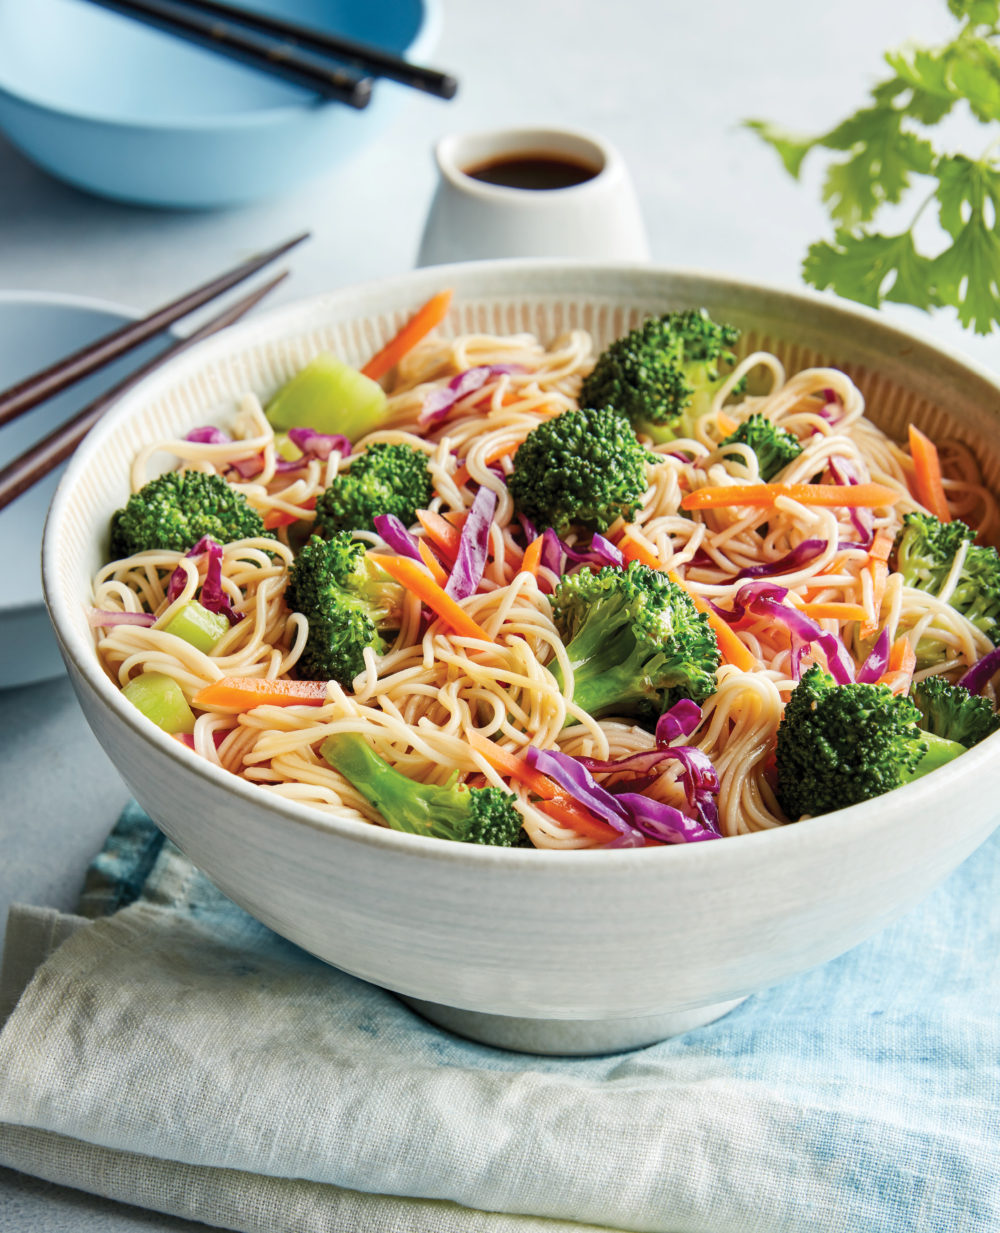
[
  {"x1": 122, "y1": 673, "x2": 195, "y2": 735},
  {"x1": 265, "y1": 354, "x2": 387, "y2": 441},
  {"x1": 162, "y1": 600, "x2": 229, "y2": 653}
]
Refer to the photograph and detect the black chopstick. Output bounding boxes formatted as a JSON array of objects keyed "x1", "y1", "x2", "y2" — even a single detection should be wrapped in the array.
[
  {"x1": 0, "y1": 231, "x2": 308, "y2": 431},
  {"x1": 0, "y1": 272, "x2": 288, "y2": 513},
  {"x1": 164, "y1": 0, "x2": 458, "y2": 100},
  {"x1": 82, "y1": 0, "x2": 372, "y2": 108}
]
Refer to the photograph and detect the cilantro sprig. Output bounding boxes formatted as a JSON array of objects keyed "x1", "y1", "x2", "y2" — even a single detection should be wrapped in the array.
[{"x1": 747, "y1": 0, "x2": 1000, "y2": 334}]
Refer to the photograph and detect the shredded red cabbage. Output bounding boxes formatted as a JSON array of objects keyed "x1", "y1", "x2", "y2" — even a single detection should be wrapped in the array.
[
  {"x1": 273, "y1": 428, "x2": 353, "y2": 472},
  {"x1": 713, "y1": 581, "x2": 855, "y2": 683},
  {"x1": 445, "y1": 487, "x2": 498, "y2": 600},
  {"x1": 577, "y1": 742, "x2": 721, "y2": 834},
  {"x1": 958, "y1": 647, "x2": 1000, "y2": 694},
  {"x1": 88, "y1": 608, "x2": 155, "y2": 628},
  {"x1": 167, "y1": 536, "x2": 243, "y2": 626},
  {"x1": 227, "y1": 455, "x2": 265, "y2": 479},
  {"x1": 185, "y1": 426, "x2": 231, "y2": 445},
  {"x1": 655, "y1": 698, "x2": 702, "y2": 743},
  {"x1": 856, "y1": 627, "x2": 891, "y2": 684},
  {"x1": 418, "y1": 365, "x2": 525, "y2": 427},
  {"x1": 373, "y1": 514, "x2": 423, "y2": 562},
  {"x1": 525, "y1": 745, "x2": 719, "y2": 846},
  {"x1": 733, "y1": 538, "x2": 827, "y2": 581},
  {"x1": 828, "y1": 456, "x2": 874, "y2": 546},
  {"x1": 536, "y1": 527, "x2": 624, "y2": 579}
]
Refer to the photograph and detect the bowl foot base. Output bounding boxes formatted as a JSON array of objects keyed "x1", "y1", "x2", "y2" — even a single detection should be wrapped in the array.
[{"x1": 397, "y1": 994, "x2": 747, "y2": 1055}]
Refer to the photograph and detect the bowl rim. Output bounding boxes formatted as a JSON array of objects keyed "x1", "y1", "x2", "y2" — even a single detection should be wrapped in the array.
[
  {"x1": 41, "y1": 257, "x2": 1000, "y2": 868},
  {"x1": 0, "y1": 288, "x2": 143, "y2": 623},
  {"x1": 0, "y1": 0, "x2": 441, "y2": 131}
]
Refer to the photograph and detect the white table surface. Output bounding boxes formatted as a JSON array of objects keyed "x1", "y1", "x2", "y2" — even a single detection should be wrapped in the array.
[{"x1": 2, "y1": 1, "x2": 999, "y2": 1228}]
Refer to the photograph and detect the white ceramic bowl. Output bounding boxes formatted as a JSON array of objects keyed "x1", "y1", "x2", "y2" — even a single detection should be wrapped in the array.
[{"x1": 41, "y1": 262, "x2": 1000, "y2": 1054}]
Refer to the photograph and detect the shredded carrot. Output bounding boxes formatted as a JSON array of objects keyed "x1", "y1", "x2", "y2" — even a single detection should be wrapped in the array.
[
  {"x1": 716, "y1": 411, "x2": 738, "y2": 436},
  {"x1": 466, "y1": 731, "x2": 619, "y2": 843},
  {"x1": 618, "y1": 524, "x2": 666, "y2": 570},
  {"x1": 360, "y1": 289, "x2": 453, "y2": 382},
  {"x1": 416, "y1": 538, "x2": 449, "y2": 586},
  {"x1": 416, "y1": 509, "x2": 462, "y2": 559},
  {"x1": 861, "y1": 528, "x2": 895, "y2": 636},
  {"x1": 667, "y1": 571, "x2": 759, "y2": 673},
  {"x1": 192, "y1": 677, "x2": 328, "y2": 710},
  {"x1": 373, "y1": 554, "x2": 491, "y2": 642},
  {"x1": 908, "y1": 424, "x2": 951, "y2": 523},
  {"x1": 443, "y1": 510, "x2": 468, "y2": 529},
  {"x1": 680, "y1": 481, "x2": 902, "y2": 511},
  {"x1": 520, "y1": 535, "x2": 544, "y2": 577},
  {"x1": 877, "y1": 637, "x2": 918, "y2": 695},
  {"x1": 262, "y1": 496, "x2": 317, "y2": 530},
  {"x1": 796, "y1": 601, "x2": 870, "y2": 622}
]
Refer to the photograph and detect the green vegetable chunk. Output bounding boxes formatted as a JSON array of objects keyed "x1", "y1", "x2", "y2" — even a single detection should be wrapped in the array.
[
  {"x1": 122, "y1": 672, "x2": 195, "y2": 735},
  {"x1": 162, "y1": 600, "x2": 230, "y2": 653},
  {"x1": 265, "y1": 355, "x2": 388, "y2": 441},
  {"x1": 109, "y1": 471, "x2": 270, "y2": 559},
  {"x1": 775, "y1": 665, "x2": 967, "y2": 821},
  {"x1": 578, "y1": 309, "x2": 743, "y2": 443},
  {"x1": 314, "y1": 443, "x2": 433, "y2": 536},
  {"x1": 720, "y1": 413, "x2": 803, "y2": 482},
  {"x1": 910, "y1": 674, "x2": 1000, "y2": 747},
  {"x1": 285, "y1": 533, "x2": 403, "y2": 686},
  {"x1": 320, "y1": 732, "x2": 523, "y2": 846},
  {"x1": 895, "y1": 512, "x2": 1000, "y2": 664},
  {"x1": 508, "y1": 405, "x2": 650, "y2": 536},
  {"x1": 549, "y1": 561, "x2": 720, "y2": 724}
]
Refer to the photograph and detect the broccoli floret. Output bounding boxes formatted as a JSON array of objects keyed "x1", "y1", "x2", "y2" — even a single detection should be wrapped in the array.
[
  {"x1": 578, "y1": 309, "x2": 743, "y2": 443},
  {"x1": 910, "y1": 675, "x2": 1000, "y2": 748},
  {"x1": 775, "y1": 666, "x2": 967, "y2": 820},
  {"x1": 507, "y1": 405, "x2": 650, "y2": 535},
  {"x1": 896, "y1": 512, "x2": 1000, "y2": 657},
  {"x1": 720, "y1": 413, "x2": 803, "y2": 482},
  {"x1": 320, "y1": 732, "x2": 523, "y2": 846},
  {"x1": 314, "y1": 443, "x2": 433, "y2": 537},
  {"x1": 109, "y1": 470, "x2": 270, "y2": 559},
  {"x1": 285, "y1": 534, "x2": 402, "y2": 685},
  {"x1": 549, "y1": 561, "x2": 720, "y2": 723}
]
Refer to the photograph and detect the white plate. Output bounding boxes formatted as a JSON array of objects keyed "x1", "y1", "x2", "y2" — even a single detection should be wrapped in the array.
[{"x1": 0, "y1": 292, "x2": 171, "y2": 690}]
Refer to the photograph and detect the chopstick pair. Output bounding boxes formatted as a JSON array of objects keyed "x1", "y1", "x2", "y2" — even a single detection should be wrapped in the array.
[
  {"x1": 0, "y1": 231, "x2": 309, "y2": 513},
  {"x1": 82, "y1": 0, "x2": 458, "y2": 108}
]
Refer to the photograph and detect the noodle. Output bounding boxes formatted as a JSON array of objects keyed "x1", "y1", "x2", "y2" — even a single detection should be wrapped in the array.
[{"x1": 90, "y1": 320, "x2": 1000, "y2": 847}]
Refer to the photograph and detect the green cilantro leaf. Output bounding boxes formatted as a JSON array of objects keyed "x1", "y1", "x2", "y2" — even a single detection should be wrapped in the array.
[
  {"x1": 818, "y1": 107, "x2": 936, "y2": 225},
  {"x1": 931, "y1": 215, "x2": 1000, "y2": 331},
  {"x1": 883, "y1": 47, "x2": 956, "y2": 122},
  {"x1": 935, "y1": 153, "x2": 1000, "y2": 236},
  {"x1": 804, "y1": 230, "x2": 938, "y2": 310},
  {"x1": 946, "y1": 35, "x2": 1000, "y2": 120},
  {"x1": 743, "y1": 120, "x2": 815, "y2": 178},
  {"x1": 948, "y1": 0, "x2": 1000, "y2": 28}
]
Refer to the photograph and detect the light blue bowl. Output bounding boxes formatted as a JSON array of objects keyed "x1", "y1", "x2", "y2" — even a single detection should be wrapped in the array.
[{"x1": 0, "y1": 0, "x2": 440, "y2": 209}]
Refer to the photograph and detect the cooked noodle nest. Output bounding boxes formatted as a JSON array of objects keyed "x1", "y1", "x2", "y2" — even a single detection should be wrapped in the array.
[{"x1": 91, "y1": 326, "x2": 1000, "y2": 846}]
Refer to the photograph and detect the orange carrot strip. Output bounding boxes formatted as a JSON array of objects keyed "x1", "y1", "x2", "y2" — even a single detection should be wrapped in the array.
[
  {"x1": 193, "y1": 677, "x2": 328, "y2": 709},
  {"x1": 680, "y1": 482, "x2": 902, "y2": 511},
  {"x1": 861, "y1": 528, "x2": 895, "y2": 637},
  {"x1": 796, "y1": 602, "x2": 870, "y2": 622},
  {"x1": 416, "y1": 538, "x2": 449, "y2": 586},
  {"x1": 520, "y1": 535, "x2": 544, "y2": 577},
  {"x1": 360, "y1": 289, "x2": 454, "y2": 382},
  {"x1": 716, "y1": 411, "x2": 738, "y2": 435},
  {"x1": 535, "y1": 799, "x2": 622, "y2": 844},
  {"x1": 416, "y1": 509, "x2": 462, "y2": 559},
  {"x1": 619, "y1": 524, "x2": 666, "y2": 570},
  {"x1": 877, "y1": 638, "x2": 918, "y2": 695},
  {"x1": 667, "y1": 571, "x2": 759, "y2": 673},
  {"x1": 443, "y1": 509, "x2": 469, "y2": 528},
  {"x1": 373, "y1": 554, "x2": 492, "y2": 642},
  {"x1": 466, "y1": 732, "x2": 619, "y2": 843},
  {"x1": 908, "y1": 424, "x2": 951, "y2": 523},
  {"x1": 262, "y1": 496, "x2": 317, "y2": 530}
]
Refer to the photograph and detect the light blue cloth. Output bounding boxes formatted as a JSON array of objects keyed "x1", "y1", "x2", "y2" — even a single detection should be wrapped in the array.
[{"x1": 0, "y1": 802, "x2": 997, "y2": 1233}]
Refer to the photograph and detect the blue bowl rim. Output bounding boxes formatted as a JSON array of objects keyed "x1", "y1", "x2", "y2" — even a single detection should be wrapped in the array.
[{"x1": 0, "y1": 0, "x2": 442, "y2": 132}]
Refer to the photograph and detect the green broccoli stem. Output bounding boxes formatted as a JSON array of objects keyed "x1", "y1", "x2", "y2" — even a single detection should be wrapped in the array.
[
  {"x1": 906, "y1": 732, "x2": 968, "y2": 782},
  {"x1": 550, "y1": 625, "x2": 651, "y2": 720},
  {"x1": 321, "y1": 733, "x2": 467, "y2": 841}
]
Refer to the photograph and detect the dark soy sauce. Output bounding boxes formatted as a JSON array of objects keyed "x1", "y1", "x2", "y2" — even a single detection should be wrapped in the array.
[{"x1": 463, "y1": 152, "x2": 601, "y2": 191}]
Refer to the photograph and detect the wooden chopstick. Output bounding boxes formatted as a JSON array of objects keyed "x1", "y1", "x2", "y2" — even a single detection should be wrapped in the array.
[
  {"x1": 0, "y1": 272, "x2": 287, "y2": 513},
  {"x1": 82, "y1": 0, "x2": 372, "y2": 108},
  {"x1": 164, "y1": 0, "x2": 458, "y2": 100},
  {"x1": 0, "y1": 231, "x2": 308, "y2": 431}
]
